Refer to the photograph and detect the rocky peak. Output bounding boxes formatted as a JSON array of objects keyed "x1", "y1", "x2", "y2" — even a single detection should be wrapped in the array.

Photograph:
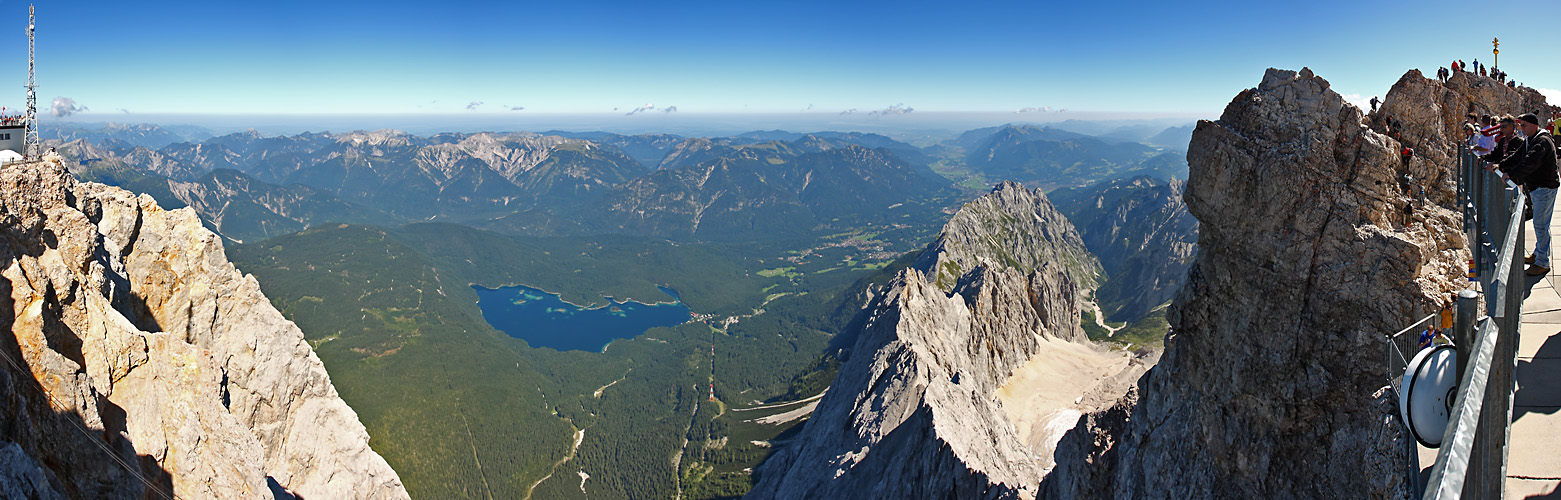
[
  {"x1": 455, "y1": 132, "x2": 584, "y2": 181},
  {"x1": 749, "y1": 181, "x2": 1140, "y2": 499},
  {"x1": 915, "y1": 181, "x2": 1100, "y2": 292},
  {"x1": 0, "y1": 160, "x2": 408, "y2": 498},
  {"x1": 335, "y1": 129, "x2": 415, "y2": 149},
  {"x1": 1375, "y1": 69, "x2": 1557, "y2": 204}
]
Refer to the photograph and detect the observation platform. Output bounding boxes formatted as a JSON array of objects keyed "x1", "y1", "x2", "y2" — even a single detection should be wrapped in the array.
[{"x1": 1505, "y1": 207, "x2": 1561, "y2": 498}]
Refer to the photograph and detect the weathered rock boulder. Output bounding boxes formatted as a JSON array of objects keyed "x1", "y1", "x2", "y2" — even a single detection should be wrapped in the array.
[{"x1": 0, "y1": 160, "x2": 407, "y2": 499}]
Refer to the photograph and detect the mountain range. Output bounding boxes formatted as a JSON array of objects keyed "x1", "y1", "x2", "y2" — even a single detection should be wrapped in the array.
[{"x1": 32, "y1": 118, "x2": 1203, "y2": 498}]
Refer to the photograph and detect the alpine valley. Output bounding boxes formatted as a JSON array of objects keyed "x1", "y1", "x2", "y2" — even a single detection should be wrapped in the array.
[{"x1": 25, "y1": 117, "x2": 1200, "y2": 499}]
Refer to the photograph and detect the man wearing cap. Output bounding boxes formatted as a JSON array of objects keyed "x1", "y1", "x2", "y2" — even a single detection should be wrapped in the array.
[
  {"x1": 1482, "y1": 116, "x2": 1522, "y2": 176},
  {"x1": 1505, "y1": 113, "x2": 1559, "y2": 275}
]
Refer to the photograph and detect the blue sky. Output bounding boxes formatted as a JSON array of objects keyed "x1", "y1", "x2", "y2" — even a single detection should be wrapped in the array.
[{"x1": 2, "y1": 0, "x2": 1556, "y2": 119}]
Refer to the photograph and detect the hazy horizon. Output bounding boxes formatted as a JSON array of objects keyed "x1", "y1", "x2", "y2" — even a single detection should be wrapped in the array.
[{"x1": 39, "y1": 111, "x2": 1208, "y2": 145}]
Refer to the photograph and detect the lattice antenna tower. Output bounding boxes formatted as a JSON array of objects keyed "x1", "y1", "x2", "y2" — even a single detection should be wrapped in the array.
[{"x1": 24, "y1": 4, "x2": 36, "y2": 158}]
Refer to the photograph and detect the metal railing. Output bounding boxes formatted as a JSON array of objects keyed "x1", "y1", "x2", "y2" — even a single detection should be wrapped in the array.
[{"x1": 1417, "y1": 147, "x2": 1527, "y2": 499}]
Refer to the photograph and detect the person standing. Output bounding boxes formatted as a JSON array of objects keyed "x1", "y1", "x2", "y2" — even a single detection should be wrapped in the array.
[
  {"x1": 1370, "y1": 96, "x2": 1380, "y2": 113},
  {"x1": 1470, "y1": 123, "x2": 1495, "y2": 156},
  {"x1": 1507, "y1": 114, "x2": 1559, "y2": 275}
]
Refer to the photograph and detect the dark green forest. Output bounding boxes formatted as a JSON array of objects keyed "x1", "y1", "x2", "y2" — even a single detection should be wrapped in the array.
[{"x1": 228, "y1": 221, "x2": 917, "y2": 499}]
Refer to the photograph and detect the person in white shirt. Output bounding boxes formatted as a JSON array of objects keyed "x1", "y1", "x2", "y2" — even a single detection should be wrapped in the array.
[{"x1": 1471, "y1": 123, "x2": 1495, "y2": 155}]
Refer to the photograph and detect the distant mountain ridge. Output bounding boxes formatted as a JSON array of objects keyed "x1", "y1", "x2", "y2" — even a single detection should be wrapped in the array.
[
  {"x1": 41, "y1": 121, "x2": 215, "y2": 150},
  {"x1": 55, "y1": 127, "x2": 958, "y2": 244}
]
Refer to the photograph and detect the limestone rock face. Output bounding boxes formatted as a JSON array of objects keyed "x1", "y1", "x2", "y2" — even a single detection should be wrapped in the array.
[
  {"x1": 0, "y1": 160, "x2": 408, "y2": 499},
  {"x1": 748, "y1": 182, "x2": 1103, "y2": 499},
  {"x1": 1046, "y1": 67, "x2": 1500, "y2": 499}
]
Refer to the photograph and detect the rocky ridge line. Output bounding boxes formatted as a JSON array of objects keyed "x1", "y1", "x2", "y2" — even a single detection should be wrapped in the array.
[{"x1": 0, "y1": 159, "x2": 408, "y2": 498}]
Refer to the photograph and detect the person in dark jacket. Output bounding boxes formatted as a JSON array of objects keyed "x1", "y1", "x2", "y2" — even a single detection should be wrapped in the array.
[{"x1": 1505, "y1": 113, "x2": 1559, "y2": 275}]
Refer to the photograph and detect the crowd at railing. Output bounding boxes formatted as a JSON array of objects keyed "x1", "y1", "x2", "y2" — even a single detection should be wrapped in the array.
[{"x1": 1385, "y1": 139, "x2": 1536, "y2": 499}]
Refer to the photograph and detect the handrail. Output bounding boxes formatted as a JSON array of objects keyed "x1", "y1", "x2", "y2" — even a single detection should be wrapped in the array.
[{"x1": 1419, "y1": 147, "x2": 1526, "y2": 499}]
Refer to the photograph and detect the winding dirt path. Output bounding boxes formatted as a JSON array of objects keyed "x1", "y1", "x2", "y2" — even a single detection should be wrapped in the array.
[{"x1": 1092, "y1": 301, "x2": 1123, "y2": 336}]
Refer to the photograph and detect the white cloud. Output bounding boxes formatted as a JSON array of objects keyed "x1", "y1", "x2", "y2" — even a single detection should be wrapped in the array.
[
  {"x1": 868, "y1": 103, "x2": 913, "y2": 116},
  {"x1": 625, "y1": 103, "x2": 656, "y2": 115},
  {"x1": 465, "y1": 101, "x2": 483, "y2": 111},
  {"x1": 51, "y1": 97, "x2": 87, "y2": 117},
  {"x1": 1340, "y1": 93, "x2": 1374, "y2": 112},
  {"x1": 1538, "y1": 88, "x2": 1561, "y2": 105}
]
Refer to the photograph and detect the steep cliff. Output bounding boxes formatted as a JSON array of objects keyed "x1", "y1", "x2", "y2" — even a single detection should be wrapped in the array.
[
  {"x1": 749, "y1": 182, "x2": 1143, "y2": 499},
  {"x1": 1046, "y1": 67, "x2": 1556, "y2": 499},
  {"x1": 0, "y1": 159, "x2": 407, "y2": 498}
]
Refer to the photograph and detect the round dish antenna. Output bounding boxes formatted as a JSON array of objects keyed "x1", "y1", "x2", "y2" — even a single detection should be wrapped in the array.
[{"x1": 1400, "y1": 344, "x2": 1458, "y2": 447}]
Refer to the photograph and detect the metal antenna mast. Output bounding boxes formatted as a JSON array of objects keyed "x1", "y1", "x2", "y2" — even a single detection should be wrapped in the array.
[{"x1": 24, "y1": 4, "x2": 36, "y2": 158}]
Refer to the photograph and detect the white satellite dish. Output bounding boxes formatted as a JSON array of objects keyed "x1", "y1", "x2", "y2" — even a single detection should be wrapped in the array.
[{"x1": 1400, "y1": 344, "x2": 1459, "y2": 447}]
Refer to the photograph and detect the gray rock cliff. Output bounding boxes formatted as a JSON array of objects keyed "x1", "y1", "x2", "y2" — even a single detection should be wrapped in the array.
[
  {"x1": 0, "y1": 159, "x2": 408, "y2": 498},
  {"x1": 1046, "y1": 67, "x2": 1553, "y2": 499}
]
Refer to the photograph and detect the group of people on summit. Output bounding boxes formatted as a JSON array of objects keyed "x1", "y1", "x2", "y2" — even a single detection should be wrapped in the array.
[
  {"x1": 1438, "y1": 59, "x2": 1519, "y2": 87},
  {"x1": 1469, "y1": 112, "x2": 1561, "y2": 275}
]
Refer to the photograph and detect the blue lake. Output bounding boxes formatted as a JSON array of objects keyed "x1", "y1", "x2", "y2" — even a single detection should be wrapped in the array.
[{"x1": 472, "y1": 284, "x2": 691, "y2": 352}]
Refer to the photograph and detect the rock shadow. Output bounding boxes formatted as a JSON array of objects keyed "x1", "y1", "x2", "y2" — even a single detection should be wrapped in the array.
[{"x1": 0, "y1": 233, "x2": 175, "y2": 498}]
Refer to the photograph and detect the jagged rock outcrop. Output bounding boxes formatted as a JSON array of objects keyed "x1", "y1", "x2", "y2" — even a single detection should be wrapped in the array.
[
  {"x1": 0, "y1": 160, "x2": 407, "y2": 498},
  {"x1": 749, "y1": 182, "x2": 1140, "y2": 499},
  {"x1": 1046, "y1": 67, "x2": 1544, "y2": 499}
]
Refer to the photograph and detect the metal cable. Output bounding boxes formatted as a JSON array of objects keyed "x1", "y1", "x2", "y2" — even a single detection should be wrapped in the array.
[{"x1": 0, "y1": 343, "x2": 176, "y2": 500}]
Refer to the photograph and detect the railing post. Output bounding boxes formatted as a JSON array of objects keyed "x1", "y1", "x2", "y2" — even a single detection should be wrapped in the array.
[{"x1": 1456, "y1": 289, "x2": 1477, "y2": 380}]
